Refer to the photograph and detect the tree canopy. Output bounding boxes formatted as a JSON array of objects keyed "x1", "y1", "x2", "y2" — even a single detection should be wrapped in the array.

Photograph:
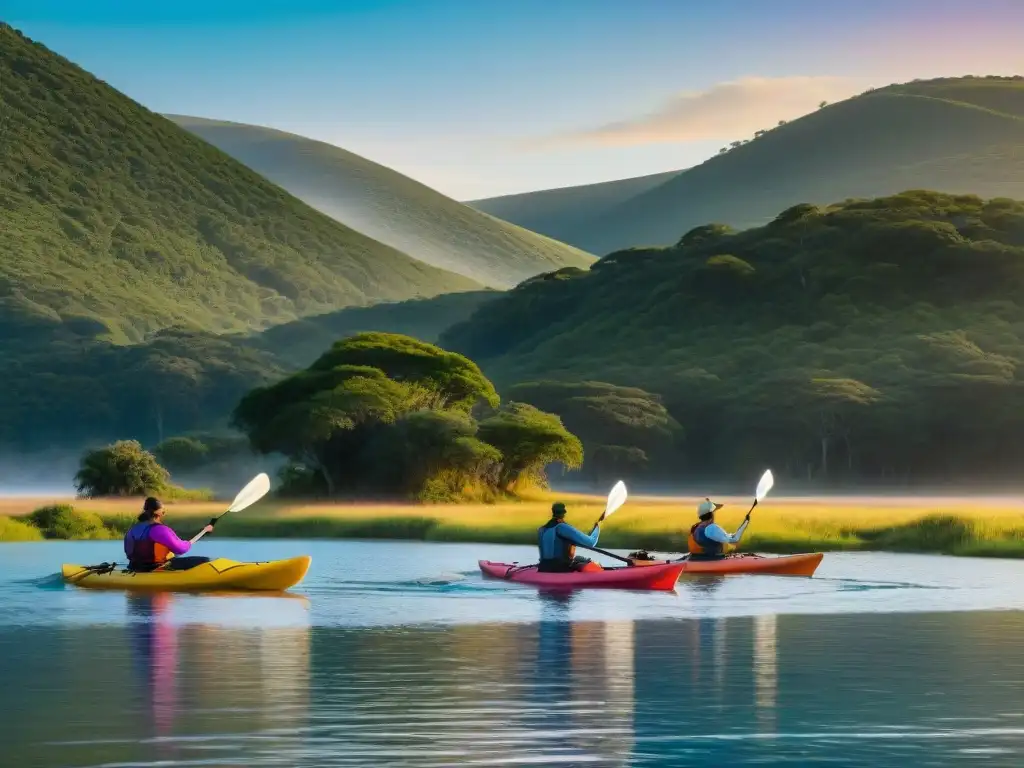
[
  {"x1": 75, "y1": 440, "x2": 171, "y2": 497},
  {"x1": 507, "y1": 381, "x2": 681, "y2": 484},
  {"x1": 232, "y1": 333, "x2": 579, "y2": 500}
]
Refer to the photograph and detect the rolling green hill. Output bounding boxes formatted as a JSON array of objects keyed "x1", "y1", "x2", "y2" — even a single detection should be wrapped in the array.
[
  {"x1": 168, "y1": 116, "x2": 595, "y2": 288},
  {"x1": 0, "y1": 23, "x2": 479, "y2": 353},
  {"x1": 473, "y1": 76, "x2": 1024, "y2": 255},
  {"x1": 466, "y1": 169, "x2": 681, "y2": 245},
  {"x1": 441, "y1": 190, "x2": 1024, "y2": 484}
]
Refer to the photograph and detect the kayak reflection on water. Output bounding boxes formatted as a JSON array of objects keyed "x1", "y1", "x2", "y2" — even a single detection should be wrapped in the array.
[
  {"x1": 537, "y1": 502, "x2": 604, "y2": 573},
  {"x1": 128, "y1": 593, "x2": 179, "y2": 749},
  {"x1": 687, "y1": 498, "x2": 750, "y2": 560},
  {"x1": 123, "y1": 497, "x2": 214, "y2": 572}
]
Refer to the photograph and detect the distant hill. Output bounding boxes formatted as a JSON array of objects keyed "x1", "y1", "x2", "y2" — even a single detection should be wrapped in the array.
[
  {"x1": 441, "y1": 190, "x2": 1024, "y2": 485},
  {"x1": 471, "y1": 76, "x2": 1024, "y2": 255},
  {"x1": 169, "y1": 116, "x2": 595, "y2": 288},
  {"x1": 0, "y1": 23, "x2": 479, "y2": 352},
  {"x1": 466, "y1": 169, "x2": 681, "y2": 245}
]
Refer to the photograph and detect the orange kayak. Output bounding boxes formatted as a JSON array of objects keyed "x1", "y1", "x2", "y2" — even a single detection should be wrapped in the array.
[
  {"x1": 630, "y1": 552, "x2": 823, "y2": 577},
  {"x1": 479, "y1": 560, "x2": 686, "y2": 591}
]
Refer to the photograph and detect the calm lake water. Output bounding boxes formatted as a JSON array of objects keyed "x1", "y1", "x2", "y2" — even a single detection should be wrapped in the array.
[{"x1": 4, "y1": 539, "x2": 1024, "y2": 766}]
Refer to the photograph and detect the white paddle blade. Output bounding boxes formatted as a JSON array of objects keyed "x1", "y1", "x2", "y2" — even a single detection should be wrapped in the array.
[
  {"x1": 755, "y1": 469, "x2": 774, "y2": 503},
  {"x1": 604, "y1": 480, "x2": 628, "y2": 518},
  {"x1": 228, "y1": 472, "x2": 272, "y2": 513}
]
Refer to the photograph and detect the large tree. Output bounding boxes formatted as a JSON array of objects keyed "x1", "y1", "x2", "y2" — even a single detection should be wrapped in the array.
[{"x1": 233, "y1": 333, "x2": 579, "y2": 500}]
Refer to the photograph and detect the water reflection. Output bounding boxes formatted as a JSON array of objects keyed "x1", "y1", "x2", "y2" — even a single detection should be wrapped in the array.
[
  {"x1": 753, "y1": 614, "x2": 778, "y2": 735},
  {"x1": 5, "y1": 611, "x2": 1024, "y2": 766},
  {"x1": 127, "y1": 593, "x2": 178, "y2": 748},
  {"x1": 1, "y1": 591, "x2": 312, "y2": 768}
]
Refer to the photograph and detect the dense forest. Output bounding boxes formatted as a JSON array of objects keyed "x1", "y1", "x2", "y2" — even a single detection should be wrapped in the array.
[
  {"x1": 444, "y1": 191, "x2": 1024, "y2": 486},
  {"x1": 0, "y1": 292, "x2": 497, "y2": 450},
  {"x1": 8, "y1": 189, "x2": 1024, "y2": 490},
  {"x1": 11, "y1": 190, "x2": 1024, "y2": 490}
]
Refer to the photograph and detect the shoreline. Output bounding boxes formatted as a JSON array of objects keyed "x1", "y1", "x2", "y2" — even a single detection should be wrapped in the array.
[{"x1": 2, "y1": 494, "x2": 1024, "y2": 558}]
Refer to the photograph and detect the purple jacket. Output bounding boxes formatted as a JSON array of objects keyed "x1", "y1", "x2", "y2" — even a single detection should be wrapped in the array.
[{"x1": 124, "y1": 522, "x2": 192, "y2": 562}]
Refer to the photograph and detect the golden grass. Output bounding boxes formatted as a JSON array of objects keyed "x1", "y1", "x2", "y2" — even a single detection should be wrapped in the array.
[
  {"x1": 3, "y1": 492, "x2": 1024, "y2": 556},
  {"x1": 0, "y1": 515, "x2": 43, "y2": 542}
]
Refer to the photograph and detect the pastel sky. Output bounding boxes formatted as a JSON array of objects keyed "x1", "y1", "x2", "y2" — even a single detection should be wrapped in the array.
[{"x1": 8, "y1": 0, "x2": 1024, "y2": 199}]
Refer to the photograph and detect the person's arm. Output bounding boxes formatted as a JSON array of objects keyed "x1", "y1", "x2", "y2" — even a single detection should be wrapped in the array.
[
  {"x1": 149, "y1": 524, "x2": 193, "y2": 556},
  {"x1": 555, "y1": 522, "x2": 600, "y2": 548},
  {"x1": 703, "y1": 521, "x2": 748, "y2": 545}
]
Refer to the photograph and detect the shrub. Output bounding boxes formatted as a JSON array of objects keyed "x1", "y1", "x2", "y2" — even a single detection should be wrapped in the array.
[
  {"x1": 25, "y1": 504, "x2": 110, "y2": 540},
  {"x1": 0, "y1": 516, "x2": 44, "y2": 542},
  {"x1": 75, "y1": 440, "x2": 170, "y2": 497}
]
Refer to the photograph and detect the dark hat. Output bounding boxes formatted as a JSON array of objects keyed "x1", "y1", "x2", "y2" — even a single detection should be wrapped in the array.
[
  {"x1": 551, "y1": 502, "x2": 567, "y2": 518},
  {"x1": 143, "y1": 497, "x2": 163, "y2": 514}
]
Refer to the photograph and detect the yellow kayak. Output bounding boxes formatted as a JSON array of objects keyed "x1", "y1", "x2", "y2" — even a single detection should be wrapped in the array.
[{"x1": 61, "y1": 556, "x2": 312, "y2": 592}]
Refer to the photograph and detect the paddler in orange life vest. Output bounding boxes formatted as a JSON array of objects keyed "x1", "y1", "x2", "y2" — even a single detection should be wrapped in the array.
[
  {"x1": 123, "y1": 497, "x2": 213, "y2": 572},
  {"x1": 688, "y1": 498, "x2": 750, "y2": 559},
  {"x1": 537, "y1": 502, "x2": 603, "y2": 573}
]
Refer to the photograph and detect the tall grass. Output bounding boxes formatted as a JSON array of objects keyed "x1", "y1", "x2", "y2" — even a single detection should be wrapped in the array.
[
  {"x1": 0, "y1": 516, "x2": 44, "y2": 542},
  {"x1": 3, "y1": 494, "x2": 1024, "y2": 558}
]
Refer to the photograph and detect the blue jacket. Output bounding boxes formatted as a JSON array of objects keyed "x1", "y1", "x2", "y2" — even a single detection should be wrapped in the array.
[{"x1": 538, "y1": 519, "x2": 600, "y2": 568}]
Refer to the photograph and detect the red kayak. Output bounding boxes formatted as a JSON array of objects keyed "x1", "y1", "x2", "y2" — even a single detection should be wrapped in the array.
[{"x1": 478, "y1": 560, "x2": 686, "y2": 591}]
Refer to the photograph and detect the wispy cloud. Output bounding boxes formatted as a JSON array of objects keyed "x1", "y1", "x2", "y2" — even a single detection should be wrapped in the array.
[{"x1": 523, "y1": 76, "x2": 868, "y2": 150}]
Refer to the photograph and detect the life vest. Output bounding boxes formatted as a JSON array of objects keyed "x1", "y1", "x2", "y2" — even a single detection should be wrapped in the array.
[
  {"x1": 124, "y1": 522, "x2": 173, "y2": 571},
  {"x1": 537, "y1": 519, "x2": 575, "y2": 572},
  {"x1": 687, "y1": 520, "x2": 734, "y2": 557}
]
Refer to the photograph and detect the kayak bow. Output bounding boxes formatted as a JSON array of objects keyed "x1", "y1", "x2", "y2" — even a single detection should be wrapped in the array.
[
  {"x1": 479, "y1": 560, "x2": 685, "y2": 591},
  {"x1": 61, "y1": 556, "x2": 312, "y2": 592}
]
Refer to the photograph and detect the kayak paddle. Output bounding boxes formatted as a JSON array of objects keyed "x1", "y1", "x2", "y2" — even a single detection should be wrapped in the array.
[
  {"x1": 744, "y1": 469, "x2": 775, "y2": 523},
  {"x1": 188, "y1": 472, "x2": 272, "y2": 546},
  {"x1": 595, "y1": 480, "x2": 628, "y2": 528},
  {"x1": 574, "y1": 480, "x2": 632, "y2": 564}
]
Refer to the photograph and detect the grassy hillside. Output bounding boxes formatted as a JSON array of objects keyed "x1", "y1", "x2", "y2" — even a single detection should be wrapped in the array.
[
  {"x1": 168, "y1": 116, "x2": 595, "y2": 288},
  {"x1": 477, "y1": 76, "x2": 1024, "y2": 255},
  {"x1": 442, "y1": 190, "x2": 1024, "y2": 486},
  {"x1": 466, "y1": 169, "x2": 681, "y2": 245},
  {"x1": 891, "y1": 76, "x2": 1024, "y2": 117},
  {"x1": 0, "y1": 23, "x2": 479, "y2": 352}
]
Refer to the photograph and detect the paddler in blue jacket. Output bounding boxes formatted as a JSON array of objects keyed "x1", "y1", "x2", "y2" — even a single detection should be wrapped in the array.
[
  {"x1": 688, "y1": 498, "x2": 749, "y2": 558},
  {"x1": 537, "y1": 502, "x2": 601, "y2": 572}
]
